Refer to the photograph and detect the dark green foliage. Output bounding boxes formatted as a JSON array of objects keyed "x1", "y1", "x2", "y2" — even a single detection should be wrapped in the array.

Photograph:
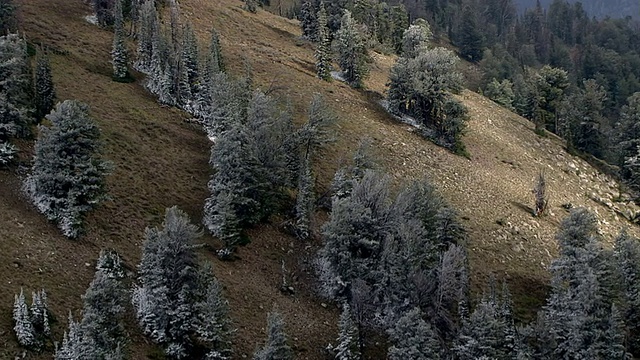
[
  {"x1": 335, "y1": 10, "x2": 370, "y2": 88},
  {"x1": 0, "y1": 33, "x2": 34, "y2": 139},
  {"x1": 93, "y1": 0, "x2": 116, "y2": 27},
  {"x1": 0, "y1": 0, "x2": 17, "y2": 35},
  {"x1": 23, "y1": 100, "x2": 109, "y2": 238},
  {"x1": 111, "y1": 0, "x2": 129, "y2": 82},
  {"x1": 34, "y1": 52, "x2": 55, "y2": 120},
  {"x1": 299, "y1": 0, "x2": 318, "y2": 41},
  {"x1": 529, "y1": 65, "x2": 569, "y2": 133},
  {"x1": 254, "y1": 312, "x2": 293, "y2": 360},
  {"x1": 457, "y1": 6, "x2": 484, "y2": 62},
  {"x1": 314, "y1": 2, "x2": 332, "y2": 81},
  {"x1": 559, "y1": 79, "x2": 606, "y2": 157},
  {"x1": 614, "y1": 231, "x2": 640, "y2": 356},
  {"x1": 484, "y1": 78, "x2": 514, "y2": 110},
  {"x1": 295, "y1": 154, "x2": 314, "y2": 240},
  {"x1": 387, "y1": 45, "x2": 467, "y2": 152}
]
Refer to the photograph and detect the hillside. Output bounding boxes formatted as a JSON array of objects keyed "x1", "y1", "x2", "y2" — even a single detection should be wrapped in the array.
[{"x1": 3, "y1": 0, "x2": 640, "y2": 358}]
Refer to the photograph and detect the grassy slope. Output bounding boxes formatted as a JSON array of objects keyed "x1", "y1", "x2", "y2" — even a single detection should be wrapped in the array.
[{"x1": 2, "y1": 0, "x2": 640, "y2": 358}]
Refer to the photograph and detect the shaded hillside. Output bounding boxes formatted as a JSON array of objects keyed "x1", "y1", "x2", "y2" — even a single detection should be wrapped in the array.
[{"x1": 3, "y1": 0, "x2": 640, "y2": 358}]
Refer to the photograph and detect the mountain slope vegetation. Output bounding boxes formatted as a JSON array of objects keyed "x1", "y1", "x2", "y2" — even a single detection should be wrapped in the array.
[{"x1": 2, "y1": 0, "x2": 640, "y2": 358}]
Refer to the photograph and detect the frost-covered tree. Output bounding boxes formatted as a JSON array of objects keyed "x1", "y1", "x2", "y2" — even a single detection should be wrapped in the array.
[
  {"x1": 34, "y1": 52, "x2": 55, "y2": 120},
  {"x1": 388, "y1": 308, "x2": 440, "y2": 360},
  {"x1": 133, "y1": 206, "x2": 201, "y2": 358},
  {"x1": 298, "y1": 93, "x2": 335, "y2": 159},
  {"x1": 195, "y1": 269, "x2": 234, "y2": 359},
  {"x1": 111, "y1": 0, "x2": 129, "y2": 81},
  {"x1": 0, "y1": 33, "x2": 33, "y2": 139},
  {"x1": 254, "y1": 312, "x2": 293, "y2": 360},
  {"x1": 134, "y1": 0, "x2": 158, "y2": 73},
  {"x1": 92, "y1": 0, "x2": 116, "y2": 27},
  {"x1": 614, "y1": 230, "x2": 640, "y2": 356},
  {"x1": 23, "y1": 100, "x2": 109, "y2": 238},
  {"x1": 13, "y1": 288, "x2": 50, "y2": 350},
  {"x1": 401, "y1": 20, "x2": 432, "y2": 59},
  {"x1": 13, "y1": 288, "x2": 35, "y2": 348},
  {"x1": 55, "y1": 313, "x2": 100, "y2": 359},
  {"x1": 314, "y1": 2, "x2": 331, "y2": 81},
  {"x1": 334, "y1": 10, "x2": 369, "y2": 88},
  {"x1": 300, "y1": 0, "x2": 318, "y2": 41},
  {"x1": 295, "y1": 154, "x2": 314, "y2": 240},
  {"x1": 334, "y1": 303, "x2": 361, "y2": 360},
  {"x1": 387, "y1": 46, "x2": 467, "y2": 152}
]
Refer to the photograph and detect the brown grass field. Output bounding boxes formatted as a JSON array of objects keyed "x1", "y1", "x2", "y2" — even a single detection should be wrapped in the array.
[{"x1": 2, "y1": 0, "x2": 640, "y2": 358}]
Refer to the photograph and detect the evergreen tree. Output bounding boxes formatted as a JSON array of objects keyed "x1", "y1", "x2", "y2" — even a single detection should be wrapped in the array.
[
  {"x1": 0, "y1": 33, "x2": 34, "y2": 138},
  {"x1": 560, "y1": 79, "x2": 606, "y2": 157},
  {"x1": 254, "y1": 312, "x2": 293, "y2": 360},
  {"x1": 484, "y1": 78, "x2": 514, "y2": 110},
  {"x1": 29, "y1": 289, "x2": 50, "y2": 346},
  {"x1": 334, "y1": 303, "x2": 361, "y2": 360},
  {"x1": 614, "y1": 230, "x2": 640, "y2": 355},
  {"x1": 457, "y1": 5, "x2": 484, "y2": 62},
  {"x1": 300, "y1": 0, "x2": 318, "y2": 41},
  {"x1": 401, "y1": 20, "x2": 432, "y2": 59},
  {"x1": 298, "y1": 93, "x2": 335, "y2": 159},
  {"x1": 134, "y1": 0, "x2": 158, "y2": 73},
  {"x1": 132, "y1": 206, "x2": 201, "y2": 358},
  {"x1": 111, "y1": 0, "x2": 129, "y2": 81},
  {"x1": 13, "y1": 288, "x2": 35, "y2": 348},
  {"x1": 195, "y1": 271, "x2": 233, "y2": 359},
  {"x1": 55, "y1": 313, "x2": 100, "y2": 359},
  {"x1": 0, "y1": 0, "x2": 16, "y2": 35},
  {"x1": 530, "y1": 65, "x2": 569, "y2": 134},
  {"x1": 295, "y1": 153, "x2": 314, "y2": 240},
  {"x1": 388, "y1": 308, "x2": 440, "y2": 360},
  {"x1": 23, "y1": 100, "x2": 109, "y2": 238},
  {"x1": 34, "y1": 51, "x2": 56, "y2": 120},
  {"x1": 334, "y1": 10, "x2": 369, "y2": 88},
  {"x1": 314, "y1": 2, "x2": 331, "y2": 81}
]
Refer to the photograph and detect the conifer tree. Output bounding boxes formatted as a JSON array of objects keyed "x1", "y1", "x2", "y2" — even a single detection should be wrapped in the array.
[
  {"x1": 295, "y1": 154, "x2": 314, "y2": 240},
  {"x1": 29, "y1": 289, "x2": 50, "y2": 344},
  {"x1": 134, "y1": 0, "x2": 158, "y2": 73},
  {"x1": 387, "y1": 308, "x2": 440, "y2": 360},
  {"x1": 195, "y1": 270, "x2": 234, "y2": 359},
  {"x1": 132, "y1": 206, "x2": 201, "y2": 358},
  {"x1": 34, "y1": 52, "x2": 55, "y2": 120},
  {"x1": 111, "y1": 0, "x2": 129, "y2": 81},
  {"x1": 0, "y1": 0, "x2": 16, "y2": 35},
  {"x1": 13, "y1": 288, "x2": 35, "y2": 348},
  {"x1": 299, "y1": 0, "x2": 318, "y2": 41},
  {"x1": 23, "y1": 100, "x2": 109, "y2": 238},
  {"x1": 314, "y1": 2, "x2": 331, "y2": 81},
  {"x1": 614, "y1": 230, "x2": 640, "y2": 355},
  {"x1": 254, "y1": 312, "x2": 293, "y2": 360},
  {"x1": 334, "y1": 10, "x2": 369, "y2": 88},
  {"x1": 334, "y1": 303, "x2": 361, "y2": 360},
  {"x1": 0, "y1": 33, "x2": 34, "y2": 138},
  {"x1": 401, "y1": 20, "x2": 432, "y2": 58}
]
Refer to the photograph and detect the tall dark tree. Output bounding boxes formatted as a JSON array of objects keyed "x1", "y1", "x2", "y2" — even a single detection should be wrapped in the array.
[
  {"x1": 335, "y1": 10, "x2": 370, "y2": 88},
  {"x1": 457, "y1": 6, "x2": 484, "y2": 62},
  {"x1": 34, "y1": 52, "x2": 55, "y2": 120}
]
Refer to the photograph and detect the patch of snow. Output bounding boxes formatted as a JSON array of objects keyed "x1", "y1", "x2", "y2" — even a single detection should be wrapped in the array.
[
  {"x1": 84, "y1": 14, "x2": 98, "y2": 26},
  {"x1": 208, "y1": 134, "x2": 217, "y2": 143},
  {"x1": 330, "y1": 71, "x2": 347, "y2": 83},
  {"x1": 378, "y1": 100, "x2": 422, "y2": 128}
]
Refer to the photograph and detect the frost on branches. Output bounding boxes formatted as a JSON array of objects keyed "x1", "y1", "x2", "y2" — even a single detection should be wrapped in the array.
[{"x1": 23, "y1": 100, "x2": 109, "y2": 238}]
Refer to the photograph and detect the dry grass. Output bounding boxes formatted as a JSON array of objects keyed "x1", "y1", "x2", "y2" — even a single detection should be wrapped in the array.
[{"x1": 2, "y1": 0, "x2": 640, "y2": 358}]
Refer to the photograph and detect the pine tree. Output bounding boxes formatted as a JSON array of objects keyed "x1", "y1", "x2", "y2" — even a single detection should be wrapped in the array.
[
  {"x1": 334, "y1": 10, "x2": 369, "y2": 88},
  {"x1": 254, "y1": 312, "x2": 293, "y2": 360},
  {"x1": 23, "y1": 100, "x2": 109, "y2": 238},
  {"x1": 299, "y1": 0, "x2": 318, "y2": 41},
  {"x1": 298, "y1": 93, "x2": 335, "y2": 159},
  {"x1": 0, "y1": 0, "x2": 16, "y2": 35},
  {"x1": 334, "y1": 303, "x2": 361, "y2": 360},
  {"x1": 457, "y1": 6, "x2": 484, "y2": 62},
  {"x1": 54, "y1": 312, "x2": 101, "y2": 359},
  {"x1": 29, "y1": 289, "x2": 50, "y2": 343},
  {"x1": 614, "y1": 230, "x2": 640, "y2": 355},
  {"x1": 13, "y1": 288, "x2": 35, "y2": 348},
  {"x1": 34, "y1": 51, "x2": 55, "y2": 120},
  {"x1": 195, "y1": 271, "x2": 233, "y2": 359},
  {"x1": 0, "y1": 33, "x2": 34, "y2": 138},
  {"x1": 387, "y1": 308, "x2": 440, "y2": 360},
  {"x1": 134, "y1": 0, "x2": 158, "y2": 73},
  {"x1": 401, "y1": 20, "x2": 432, "y2": 59},
  {"x1": 133, "y1": 206, "x2": 201, "y2": 357},
  {"x1": 111, "y1": 0, "x2": 129, "y2": 81},
  {"x1": 295, "y1": 154, "x2": 314, "y2": 240},
  {"x1": 314, "y1": 2, "x2": 331, "y2": 81}
]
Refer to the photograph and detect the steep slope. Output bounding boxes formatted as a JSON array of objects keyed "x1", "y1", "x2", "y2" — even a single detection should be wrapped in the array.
[{"x1": 2, "y1": 0, "x2": 640, "y2": 358}]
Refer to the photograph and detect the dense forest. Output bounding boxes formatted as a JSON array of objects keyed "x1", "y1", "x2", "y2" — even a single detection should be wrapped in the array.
[
  {"x1": 514, "y1": 0, "x2": 640, "y2": 19},
  {"x1": 3, "y1": 0, "x2": 640, "y2": 358}
]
